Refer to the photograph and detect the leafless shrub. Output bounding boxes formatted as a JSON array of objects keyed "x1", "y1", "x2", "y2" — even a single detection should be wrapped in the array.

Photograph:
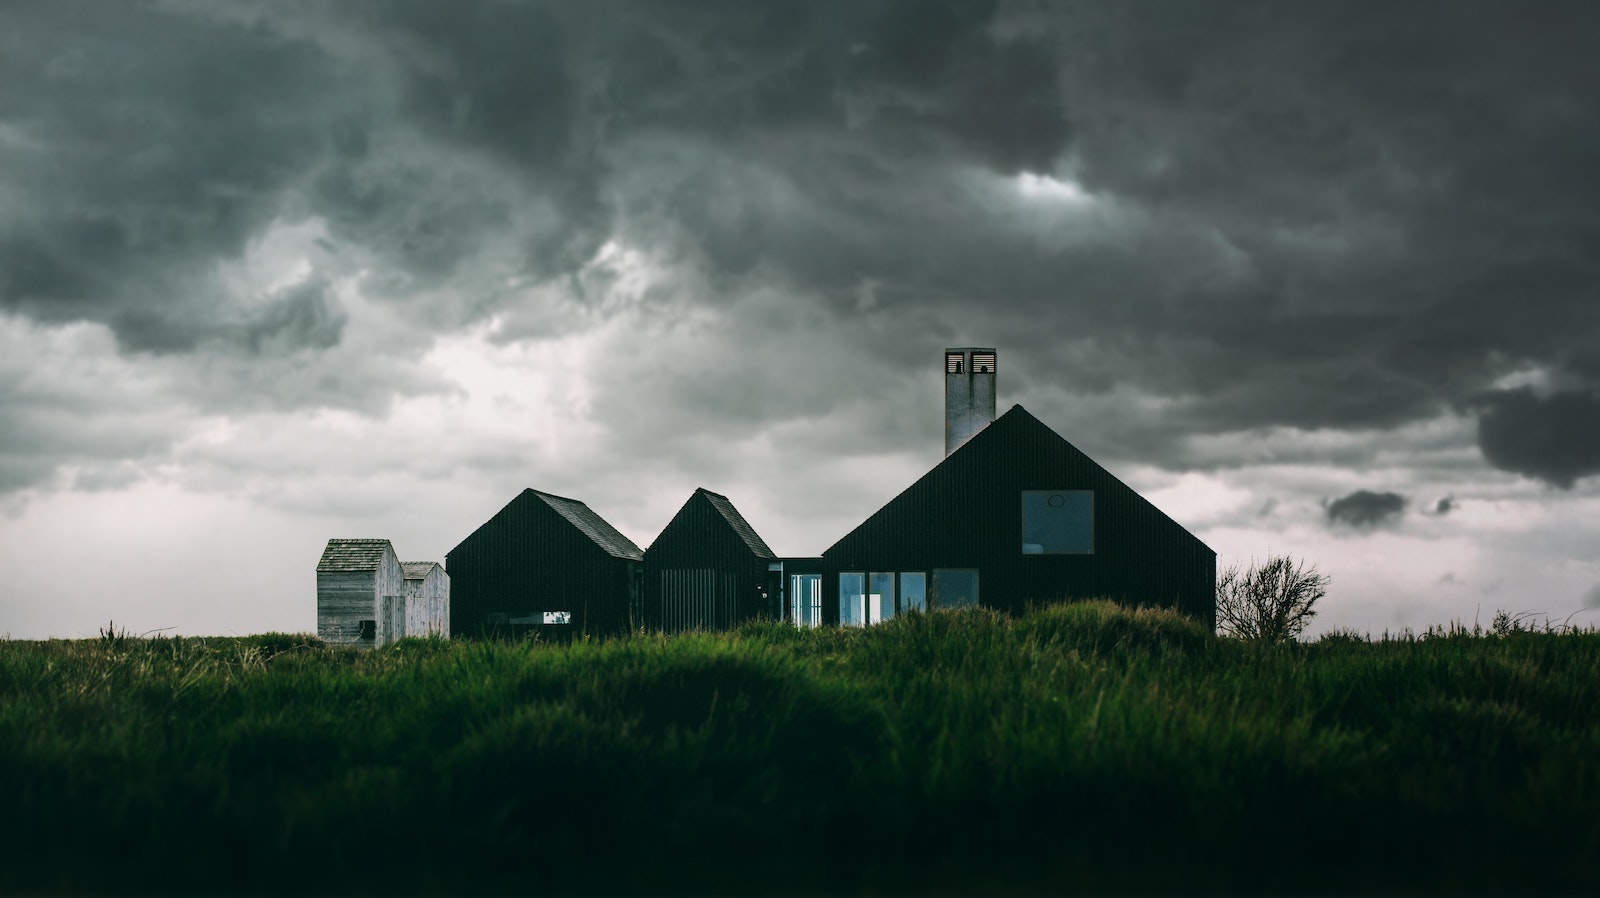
[{"x1": 1216, "y1": 555, "x2": 1329, "y2": 643}]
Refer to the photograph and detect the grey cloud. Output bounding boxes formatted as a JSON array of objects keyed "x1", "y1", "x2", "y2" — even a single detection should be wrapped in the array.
[
  {"x1": 1326, "y1": 490, "x2": 1406, "y2": 528},
  {"x1": 1585, "y1": 584, "x2": 1600, "y2": 610},
  {"x1": 1434, "y1": 496, "x2": 1455, "y2": 515},
  {"x1": 0, "y1": 2, "x2": 359, "y2": 351},
  {"x1": 1469, "y1": 388, "x2": 1600, "y2": 489},
  {"x1": 235, "y1": 279, "x2": 347, "y2": 355},
  {"x1": 4, "y1": 0, "x2": 1600, "y2": 498},
  {"x1": 0, "y1": 334, "x2": 183, "y2": 495}
]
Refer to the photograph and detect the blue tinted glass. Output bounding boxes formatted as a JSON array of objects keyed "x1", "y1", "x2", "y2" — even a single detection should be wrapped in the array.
[
  {"x1": 932, "y1": 569, "x2": 979, "y2": 609},
  {"x1": 1021, "y1": 490, "x2": 1093, "y2": 554},
  {"x1": 870, "y1": 573, "x2": 894, "y2": 623},
  {"x1": 840, "y1": 573, "x2": 865, "y2": 627},
  {"x1": 900, "y1": 573, "x2": 926, "y2": 613}
]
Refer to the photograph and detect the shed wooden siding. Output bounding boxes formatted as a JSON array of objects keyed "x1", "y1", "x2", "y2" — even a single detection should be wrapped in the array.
[
  {"x1": 402, "y1": 562, "x2": 450, "y2": 638},
  {"x1": 823, "y1": 405, "x2": 1216, "y2": 628},
  {"x1": 644, "y1": 489, "x2": 777, "y2": 633},
  {"x1": 445, "y1": 490, "x2": 644, "y2": 638},
  {"x1": 316, "y1": 539, "x2": 405, "y2": 647}
]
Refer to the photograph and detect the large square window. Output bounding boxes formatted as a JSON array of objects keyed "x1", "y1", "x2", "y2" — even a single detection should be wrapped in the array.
[{"x1": 1021, "y1": 490, "x2": 1093, "y2": 554}]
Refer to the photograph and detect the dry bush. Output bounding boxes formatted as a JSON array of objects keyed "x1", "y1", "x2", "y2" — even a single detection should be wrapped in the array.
[{"x1": 1216, "y1": 555, "x2": 1329, "y2": 643}]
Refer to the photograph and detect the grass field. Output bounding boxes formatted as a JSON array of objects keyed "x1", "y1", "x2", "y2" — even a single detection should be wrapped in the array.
[{"x1": 2, "y1": 602, "x2": 1598, "y2": 895}]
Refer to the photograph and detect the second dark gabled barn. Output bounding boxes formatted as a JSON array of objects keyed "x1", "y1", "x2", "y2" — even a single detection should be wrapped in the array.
[
  {"x1": 445, "y1": 489, "x2": 644, "y2": 638},
  {"x1": 645, "y1": 488, "x2": 778, "y2": 633}
]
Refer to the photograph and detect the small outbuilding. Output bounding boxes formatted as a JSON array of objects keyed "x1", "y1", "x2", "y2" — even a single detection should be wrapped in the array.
[
  {"x1": 401, "y1": 562, "x2": 450, "y2": 638},
  {"x1": 645, "y1": 488, "x2": 778, "y2": 633},
  {"x1": 316, "y1": 538, "x2": 405, "y2": 647},
  {"x1": 446, "y1": 489, "x2": 645, "y2": 637}
]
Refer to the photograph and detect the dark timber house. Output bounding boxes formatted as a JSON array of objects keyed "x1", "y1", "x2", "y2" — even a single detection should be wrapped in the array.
[
  {"x1": 445, "y1": 489, "x2": 644, "y2": 637},
  {"x1": 645, "y1": 488, "x2": 779, "y2": 633},
  {"x1": 779, "y1": 348, "x2": 1216, "y2": 630}
]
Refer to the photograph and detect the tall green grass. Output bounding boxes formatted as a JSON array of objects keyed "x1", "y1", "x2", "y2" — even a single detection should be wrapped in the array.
[{"x1": 2, "y1": 603, "x2": 1597, "y2": 894}]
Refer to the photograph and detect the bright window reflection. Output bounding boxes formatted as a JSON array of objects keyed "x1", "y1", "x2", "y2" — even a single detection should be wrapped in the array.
[
  {"x1": 900, "y1": 573, "x2": 926, "y2": 613},
  {"x1": 790, "y1": 574, "x2": 822, "y2": 628},
  {"x1": 870, "y1": 573, "x2": 894, "y2": 624},
  {"x1": 840, "y1": 573, "x2": 865, "y2": 627}
]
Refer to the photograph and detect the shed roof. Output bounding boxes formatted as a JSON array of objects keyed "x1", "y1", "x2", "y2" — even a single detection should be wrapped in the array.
[
  {"x1": 317, "y1": 539, "x2": 396, "y2": 572},
  {"x1": 401, "y1": 561, "x2": 442, "y2": 580},
  {"x1": 698, "y1": 488, "x2": 776, "y2": 559},
  {"x1": 533, "y1": 490, "x2": 645, "y2": 561}
]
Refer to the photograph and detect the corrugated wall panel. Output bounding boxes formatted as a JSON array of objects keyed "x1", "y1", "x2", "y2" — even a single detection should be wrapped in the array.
[
  {"x1": 445, "y1": 491, "x2": 640, "y2": 638},
  {"x1": 644, "y1": 491, "x2": 773, "y2": 633}
]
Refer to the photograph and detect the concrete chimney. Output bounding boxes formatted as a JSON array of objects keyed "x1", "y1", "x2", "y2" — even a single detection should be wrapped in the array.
[{"x1": 944, "y1": 347, "x2": 996, "y2": 455}]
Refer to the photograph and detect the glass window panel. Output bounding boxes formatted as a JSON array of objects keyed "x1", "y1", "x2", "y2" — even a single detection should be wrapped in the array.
[
  {"x1": 789, "y1": 574, "x2": 822, "y2": 629},
  {"x1": 900, "y1": 573, "x2": 926, "y2": 613},
  {"x1": 1021, "y1": 490, "x2": 1094, "y2": 554},
  {"x1": 869, "y1": 573, "x2": 894, "y2": 624},
  {"x1": 839, "y1": 573, "x2": 866, "y2": 627},
  {"x1": 932, "y1": 569, "x2": 979, "y2": 610}
]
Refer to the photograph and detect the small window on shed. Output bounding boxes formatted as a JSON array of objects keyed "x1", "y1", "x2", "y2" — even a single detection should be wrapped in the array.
[
  {"x1": 358, "y1": 619, "x2": 376, "y2": 641},
  {"x1": 1021, "y1": 490, "x2": 1093, "y2": 554}
]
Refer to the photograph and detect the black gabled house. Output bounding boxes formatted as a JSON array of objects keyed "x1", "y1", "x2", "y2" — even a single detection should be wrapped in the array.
[
  {"x1": 821, "y1": 403, "x2": 1216, "y2": 629},
  {"x1": 645, "y1": 488, "x2": 779, "y2": 633},
  {"x1": 445, "y1": 489, "x2": 644, "y2": 637}
]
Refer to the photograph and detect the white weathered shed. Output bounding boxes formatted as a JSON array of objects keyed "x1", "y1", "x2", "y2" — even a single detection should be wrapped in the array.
[
  {"x1": 401, "y1": 561, "x2": 450, "y2": 638},
  {"x1": 316, "y1": 538, "x2": 405, "y2": 648}
]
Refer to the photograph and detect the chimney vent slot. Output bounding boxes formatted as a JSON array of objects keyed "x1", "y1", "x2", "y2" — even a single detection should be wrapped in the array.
[
  {"x1": 946, "y1": 352, "x2": 965, "y2": 374},
  {"x1": 972, "y1": 352, "x2": 996, "y2": 374}
]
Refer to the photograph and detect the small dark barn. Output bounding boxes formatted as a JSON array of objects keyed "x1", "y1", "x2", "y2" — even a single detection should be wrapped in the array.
[
  {"x1": 645, "y1": 488, "x2": 778, "y2": 633},
  {"x1": 445, "y1": 489, "x2": 644, "y2": 637},
  {"x1": 814, "y1": 347, "x2": 1215, "y2": 630}
]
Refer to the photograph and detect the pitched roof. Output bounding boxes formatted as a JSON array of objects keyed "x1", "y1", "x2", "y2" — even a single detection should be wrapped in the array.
[
  {"x1": 533, "y1": 490, "x2": 645, "y2": 561},
  {"x1": 401, "y1": 562, "x2": 441, "y2": 580},
  {"x1": 823, "y1": 404, "x2": 1214, "y2": 558},
  {"x1": 317, "y1": 539, "x2": 396, "y2": 572},
  {"x1": 698, "y1": 488, "x2": 776, "y2": 559}
]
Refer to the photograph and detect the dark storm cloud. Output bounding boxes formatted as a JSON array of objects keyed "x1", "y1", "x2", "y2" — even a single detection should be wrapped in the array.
[
  {"x1": 1326, "y1": 490, "x2": 1407, "y2": 528},
  {"x1": 235, "y1": 279, "x2": 347, "y2": 355},
  {"x1": 1469, "y1": 388, "x2": 1600, "y2": 489},
  {"x1": 1434, "y1": 497, "x2": 1455, "y2": 515},
  {"x1": 0, "y1": 1, "x2": 355, "y2": 352},
  {"x1": 4, "y1": 0, "x2": 1600, "y2": 493}
]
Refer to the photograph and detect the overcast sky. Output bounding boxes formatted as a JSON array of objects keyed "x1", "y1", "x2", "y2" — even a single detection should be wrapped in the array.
[{"x1": 3, "y1": 0, "x2": 1598, "y2": 640}]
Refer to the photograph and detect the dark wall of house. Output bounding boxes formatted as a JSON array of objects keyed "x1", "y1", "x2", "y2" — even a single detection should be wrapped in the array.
[
  {"x1": 644, "y1": 494, "x2": 773, "y2": 632},
  {"x1": 823, "y1": 407, "x2": 1216, "y2": 628},
  {"x1": 446, "y1": 492, "x2": 641, "y2": 638}
]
